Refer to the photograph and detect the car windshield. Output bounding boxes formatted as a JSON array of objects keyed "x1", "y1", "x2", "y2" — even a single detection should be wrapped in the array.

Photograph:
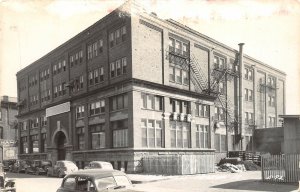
[{"x1": 95, "y1": 175, "x2": 131, "y2": 190}]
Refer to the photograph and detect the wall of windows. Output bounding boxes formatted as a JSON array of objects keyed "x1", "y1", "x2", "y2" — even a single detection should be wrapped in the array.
[
  {"x1": 244, "y1": 67, "x2": 253, "y2": 81},
  {"x1": 245, "y1": 112, "x2": 254, "y2": 125},
  {"x1": 89, "y1": 67, "x2": 104, "y2": 86},
  {"x1": 109, "y1": 26, "x2": 126, "y2": 48},
  {"x1": 76, "y1": 105, "x2": 85, "y2": 119},
  {"x1": 213, "y1": 55, "x2": 226, "y2": 69},
  {"x1": 196, "y1": 124, "x2": 210, "y2": 148},
  {"x1": 110, "y1": 57, "x2": 127, "y2": 78},
  {"x1": 195, "y1": 104, "x2": 209, "y2": 117},
  {"x1": 40, "y1": 68, "x2": 50, "y2": 82},
  {"x1": 89, "y1": 99, "x2": 105, "y2": 116},
  {"x1": 170, "y1": 99, "x2": 189, "y2": 114},
  {"x1": 214, "y1": 107, "x2": 225, "y2": 121},
  {"x1": 71, "y1": 75, "x2": 84, "y2": 93},
  {"x1": 268, "y1": 95, "x2": 276, "y2": 107},
  {"x1": 54, "y1": 82, "x2": 66, "y2": 98},
  {"x1": 170, "y1": 121, "x2": 190, "y2": 148},
  {"x1": 141, "y1": 119, "x2": 163, "y2": 148},
  {"x1": 90, "y1": 124, "x2": 105, "y2": 149},
  {"x1": 109, "y1": 93, "x2": 128, "y2": 111},
  {"x1": 53, "y1": 59, "x2": 66, "y2": 75},
  {"x1": 245, "y1": 88, "x2": 253, "y2": 101},
  {"x1": 111, "y1": 119, "x2": 128, "y2": 148},
  {"x1": 69, "y1": 50, "x2": 83, "y2": 67},
  {"x1": 169, "y1": 66, "x2": 189, "y2": 85},
  {"x1": 141, "y1": 93, "x2": 163, "y2": 111},
  {"x1": 87, "y1": 39, "x2": 103, "y2": 60}
]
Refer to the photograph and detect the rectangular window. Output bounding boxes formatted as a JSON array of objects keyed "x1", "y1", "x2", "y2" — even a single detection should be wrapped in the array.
[
  {"x1": 182, "y1": 70, "x2": 188, "y2": 85},
  {"x1": 169, "y1": 66, "x2": 175, "y2": 82},
  {"x1": 110, "y1": 62, "x2": 115, "y2": 78},
  {"x1": 88, "y1": 45, "x2": 93, "y2": 60},
  {"x1": 70, "y1": 56, "x2": 74, "y2": 67},
  {"x1": 62, "y1": 60, "x2": 66, "y2": 71},
  {"x1": 169, "y1": 38, "x2": 175, "y2": 52},
  {"x1": 80, "y1": 75, "x2": 84, "y2": 88},
  {"x1": 196, "y1": 125, "x2": 210, "y2": 148},
  {"x1": 31, "y1": 135, "x2": 39, "y2": 153},
  {"x1": 110, "y1": 93, "x2": 128, "y2": 111},
  {"x1": 122, "y1": 57, "x2": 127, "y2": 74},
  {"x1": 175, "y1": 68, "x2": 182, "y2": 83},
  {"x1": 170, "y1": 121, "x2": 190, "y2": 148},
  {"x1": 99, "y1": 39, "x2": 103, "y2": 53},
  {"x1": 90, "y1": 124, "x2": 105, "y2": 149},
  {"x1": 115, "y1": 29, "x2": 121, "y2": 44},
  {"x1": 99, "y1": 67, "x2": 104, "y2": 82},
  {"x1": 41, "y1": 133, "x2": 47, "y2": 153},
  {"x1": 77, "y1": 127, "x2": 85, "y2": 150},
  {"x1": 89, "y1": 71, "x2": 93, "y2": 86},
  {"x1": 121, "y1": 26, "x2": 126, "y2": 41},
  {"x1": 94, "y1": 69, "x2": 99, "y2": 84},
  {"x1": 109, "y1": 32, "x2": 114, "y2": 47},
  {"x1": 76, "y1": 105, "x2": 85, "y2": 119},
  {"x1": 116, "y1": 60, "x2": 121, "y2": 76},
  {"x1": 112, "y1": 119, "x2": 128, "y2": 148},
  {"x1": 175, "y1": 40, "x2": 182, "y2": 54},
  {"x1": 79, "y1": 50, "x2": 83, "y2": 63},
  {"x1": 196, "y1": 104, "x2": 209, "y2": 117},
  {"x1": 93, "y1": 42, "x2": 98, "y2": 57}
]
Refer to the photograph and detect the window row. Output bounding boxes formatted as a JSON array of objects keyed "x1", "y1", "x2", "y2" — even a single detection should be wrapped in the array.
[
  {"x1": 244, "y1": 68, "x2": 253, "y2": 81},
  {"x1": 89, "y1": 99, "x2": 105, "y2": 116},
  {"x1": 109, "y1": 26, "x2": 127, "y2": 47},
  {"x1": 110, "y1": 57, "x2": 127, "y2": 78},
  {"x1": 54, "y1": 82, "x2": 67, "y2": 98},
  {"x1": 20, "y1": 133, "x2": 47, "y2": 154},
  {"x1": 141, "y1": 93, "x2": 163, "y2": 111},
  {"x1": 213, "y1": 56, "x2": 236, "y2": 72},
  {"x1": 169, "y1": 37, "x2": 189, "y2": 57},
  {"x1": 41, "y1": 89, "x2": 51, "y2": 102},
  {"x1": 29, "y1": 117, "x2": 39, "y2": 129},
  {"x1": 70, "y1": 75, "x2": 84, "y2": 93},
  {"x1": 169, "y1": 66, "x2": 189, "y2": 85},
  {"x1": 40, "y1": 68, "x2": 50, "y2": 81},
  {"x1": 29, "y1": 94, "x2": 39, "y2": 106},
  {"x1": 267, "y1": 76, "x2": 276, "y2": 87},
  {"x1": 245, "y1": 88, "x2": 253, "y2": 101},
  {"x1": 195, "y1": 104, "x2": 209, "y2": 117},
  {"x1": 87, "y1": 39, "x2": 103, "y2": 60},
  {"x1": 29, "y1": 75, "x2": 38, "y2": 87},
  {"x1": 141, "y1": 119, "x2": 163, "y2": 148},
  {"x1": 109, "y1": 93, "x2": 128, "y2": 112},
  {"x1": 245, "y1": 112, "x2": 254, "y2": 125},
  {"x1": 53, "y1": 60, "x2": 66, "y2": 75},
  {"x1": 88, "y1": 67, "x2": 104, "y2": 86},
  {"x1": 70, "y1": 50, "x2": 83, "y2": 67},
  {"x1": 170, "y1": 98, "x2": 189, "y2": 114}
]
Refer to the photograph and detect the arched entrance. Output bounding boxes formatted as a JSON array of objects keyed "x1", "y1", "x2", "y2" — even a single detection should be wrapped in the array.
[{"x1": 55, "y1": 131, "x2": 67, "y2": 160}]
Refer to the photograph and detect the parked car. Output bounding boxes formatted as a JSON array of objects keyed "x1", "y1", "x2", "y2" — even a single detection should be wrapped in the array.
[
  {"x1": 25, "y1": 160, "x2": 52, "y2": 175},
  {"x1": 84, "y1": 161, "x2": 113, "y2": 170},
  {"x1": 0, "y1": 163, "x2": 16, "y2": 192},
  {"x1": 56, "y1": 169, "x2": 138, "y2": 192},
  {"x1": 47, "y1": 161, "x2": 78, "y2": 178},
  {"x1": 10, "y1": 160, "x2": 31, "y2": 173},
  {"x1": 2, "y1": 160, "x2": 16, "y2": 172}
]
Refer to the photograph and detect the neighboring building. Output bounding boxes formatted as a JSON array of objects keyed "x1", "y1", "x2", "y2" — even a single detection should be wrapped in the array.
[
  {"x1": 16, "y1": 1, "x2": 286, "y2": 172},
  {"x1": 280, "y1": 115, "x2": 300, "y2": 154},
  {"x1": 0, "y1": 96, "x2": 18, "y2": 160}
]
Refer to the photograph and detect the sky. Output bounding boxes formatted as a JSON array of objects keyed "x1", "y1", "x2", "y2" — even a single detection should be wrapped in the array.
[{"x1": 0, "y1": 0, "x2": 299, "y2": 114}]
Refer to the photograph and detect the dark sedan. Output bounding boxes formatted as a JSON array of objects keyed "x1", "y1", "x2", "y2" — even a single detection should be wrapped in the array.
[{"x1": 56, "y1": 169, "x2": 140, "y2": 192}]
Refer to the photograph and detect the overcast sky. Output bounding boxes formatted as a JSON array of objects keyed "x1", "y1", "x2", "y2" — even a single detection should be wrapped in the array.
[{"x1": 0, "y1": 0, "x2": 299, "y2": 114}]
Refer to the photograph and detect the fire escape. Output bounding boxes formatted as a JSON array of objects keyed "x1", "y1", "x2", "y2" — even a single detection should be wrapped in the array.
[{"x1": 166, "y1": 44, "x2": 240, "y2": 142}]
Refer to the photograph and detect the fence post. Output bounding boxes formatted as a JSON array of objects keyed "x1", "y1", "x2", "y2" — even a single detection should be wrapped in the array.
[{"x1": 261, "y1": 156, "x2": 264, "y2": 181}]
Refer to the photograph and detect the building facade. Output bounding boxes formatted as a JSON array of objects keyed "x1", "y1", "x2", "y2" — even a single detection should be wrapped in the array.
[
  {"x1": 0, "y1": 96, "x2": 18, "y2": 160},
  {"x1": 16, "y1": 1, "x2": 286, "y2": 172}
]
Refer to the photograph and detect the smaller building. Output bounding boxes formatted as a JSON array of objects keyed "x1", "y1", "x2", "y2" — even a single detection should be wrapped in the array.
[
  {"x1": 0, "y1": 96, "x2": 18, "y2": 161},
  {"x1": 280, "y1": 115, "x2": 300, "y2": 154}
]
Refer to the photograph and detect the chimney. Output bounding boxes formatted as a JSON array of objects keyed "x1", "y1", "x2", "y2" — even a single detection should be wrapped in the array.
[{"x1": 238, "y1": 43, "x2": 244, "y2": 150}]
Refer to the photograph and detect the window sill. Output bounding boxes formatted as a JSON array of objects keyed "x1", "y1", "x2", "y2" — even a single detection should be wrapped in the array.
[
  {"x1": 89, "y1": 113, "x2": 105, "y2": 117},
  {"x1": 141, "y1": 108, "x2": 163, "y2": 112},
  {"x1": 110, "y1": 108, "x2": 128, "y2": 113}
]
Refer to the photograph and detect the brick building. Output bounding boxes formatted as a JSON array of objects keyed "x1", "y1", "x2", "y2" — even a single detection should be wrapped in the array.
[
  {"x1": 0, "y1": 96, "x2": 18, "y2": 160},
  {"x1": 16, "y1": 1, "x2": 285, "y2": 172}
]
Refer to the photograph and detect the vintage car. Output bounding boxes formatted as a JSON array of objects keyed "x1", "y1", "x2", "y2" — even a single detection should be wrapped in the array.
[
  {"x1": 84, "y1": 161, "x2": 113, "y2": 170},
  {"x1": 10, "y1": 160, "x2": 31, "y2": 173},
  {"x1": 56, "y1": 169, "x2": 138, "y2": 192},
  {"x1": 47, "y1": 161, "x2": 78, "y2": 178},
  {"x1": 2, "y1": 160, "x2": 15, "y2": 172},
  {"x1": 0, "y1": 163, "x2": 16, "y2": 192},
  {"x1": 25, "y1": 160, "x2": 52, "y2": 175}
]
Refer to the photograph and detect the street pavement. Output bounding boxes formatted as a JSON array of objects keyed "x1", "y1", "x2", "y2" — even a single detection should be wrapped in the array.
[{"x1": 6, "y1": 171, "x2": 299, "y2": 192}]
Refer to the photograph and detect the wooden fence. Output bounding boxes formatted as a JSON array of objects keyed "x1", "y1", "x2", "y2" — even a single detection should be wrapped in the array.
[
  {"x1": 143, "y1": 154, "x2": 215, "y2": 175},
  {"x1": 261, "y1": 154, "x2": 300, "y2": 183}
]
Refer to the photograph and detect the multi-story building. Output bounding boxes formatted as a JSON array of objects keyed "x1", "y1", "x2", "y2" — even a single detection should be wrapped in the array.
[
  {"x1": 0, "y1": 96, "x2": 18, "y2": 160},
  {"x1": 16, "y1": 1, "x2": 285, "y2": 172}
]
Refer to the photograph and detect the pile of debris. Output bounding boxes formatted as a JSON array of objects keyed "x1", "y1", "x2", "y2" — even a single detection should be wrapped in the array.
[{"x1": 217, "y1": 157, "x2": 261, "y2": 173}]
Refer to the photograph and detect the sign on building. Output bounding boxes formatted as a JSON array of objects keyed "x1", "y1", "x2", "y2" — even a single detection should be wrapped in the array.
[
  {"x1": 46, "y1": 102, "x2": 70, "y2": 117},
  {"x1": 3, "y1": 146, "x2": 17, "y2": 160}
]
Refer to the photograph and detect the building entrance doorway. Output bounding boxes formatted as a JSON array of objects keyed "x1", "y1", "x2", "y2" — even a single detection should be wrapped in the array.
[{"x1": 55, "y1": 131, "x2": 66, "y2": 160}]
